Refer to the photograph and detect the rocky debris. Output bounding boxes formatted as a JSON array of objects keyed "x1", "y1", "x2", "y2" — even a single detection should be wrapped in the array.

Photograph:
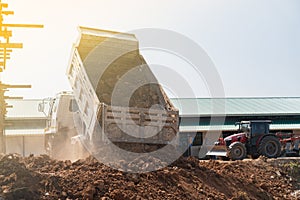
[{"x1": 0, "y1": 154, "x2": 298, "y2": 199}]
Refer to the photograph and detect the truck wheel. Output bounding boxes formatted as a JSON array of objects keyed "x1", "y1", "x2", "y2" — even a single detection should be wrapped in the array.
[
  {"x1": 258, "y1": 136, "x2": 281, "y2": 158},
  {"x1": 228, "y1": 142, "x2": 247, "y2": 160}
]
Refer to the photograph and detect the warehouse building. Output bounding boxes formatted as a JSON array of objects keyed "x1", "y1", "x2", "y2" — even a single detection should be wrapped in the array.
[
  {"x1": 4, "y1": 99, "x2": 48, "y2": 156},
  {"x1": 3, "y1": 97, "x2": 300, "y2": 157},
  {"x1": 170, "y1": 97, "x2": 300, "y2": 155}
]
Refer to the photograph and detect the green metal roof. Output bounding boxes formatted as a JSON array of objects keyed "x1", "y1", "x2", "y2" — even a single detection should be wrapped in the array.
[{"x1": 170, "y1": 97, "x2": 300, "y2": 117}]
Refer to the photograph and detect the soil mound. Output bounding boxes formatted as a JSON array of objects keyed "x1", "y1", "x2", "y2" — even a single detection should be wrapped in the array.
[{"x1": 0, "y1": 154, "x2": 299, "y2": 199}]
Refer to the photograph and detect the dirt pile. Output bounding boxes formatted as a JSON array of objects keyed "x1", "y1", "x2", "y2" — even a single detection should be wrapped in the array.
[
  {"x1": 0, "y1": 154, "x2": 41, "y2": 200},
  {"x1": 0, "y1": 154, "x2": 299, "y2": 200}
]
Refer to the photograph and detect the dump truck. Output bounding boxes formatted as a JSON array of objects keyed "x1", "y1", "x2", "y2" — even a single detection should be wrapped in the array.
[
  {"x1": 207, "y1": 120, "x2": 300, "y2": 160},
  {"x1": 65, "y1": 27, "x2": 179, "y2": 153}
]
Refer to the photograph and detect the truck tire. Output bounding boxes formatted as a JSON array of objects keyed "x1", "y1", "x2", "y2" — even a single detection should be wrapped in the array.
[
  {"x1": 258, "y1": 136, "x2": 281, "y2": 158},
  {"x1": 228, "y1": 142, "x2": 247, "y2": 160}
]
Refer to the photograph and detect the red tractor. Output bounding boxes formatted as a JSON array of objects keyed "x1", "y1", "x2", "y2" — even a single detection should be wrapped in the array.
[{"x1": 207, "y1": 120, "x2": 299, "y2": 160}]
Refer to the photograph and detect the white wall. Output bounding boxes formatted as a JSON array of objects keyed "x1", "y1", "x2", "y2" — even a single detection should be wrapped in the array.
[{"x1": 6, "y1": 135, "x2": 46, "y2": 156}]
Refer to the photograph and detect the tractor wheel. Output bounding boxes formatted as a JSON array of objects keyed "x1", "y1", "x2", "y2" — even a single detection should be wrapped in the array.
[
  {"x1": 228, "y1": 142, "x2": 247, "y2": 160},
  {"x1": 258, "y1": 136, "x2": 281, "y2": 158}
]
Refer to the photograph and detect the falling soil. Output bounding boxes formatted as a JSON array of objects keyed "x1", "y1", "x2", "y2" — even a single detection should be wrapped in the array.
[{"x1": 0, "y1": 154, "x2": 299, "y2": 200}]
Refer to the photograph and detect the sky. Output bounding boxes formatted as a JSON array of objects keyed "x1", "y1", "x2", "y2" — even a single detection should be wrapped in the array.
[{"x1": 0, "y1": 0, "x2": 299, "y2": 99}]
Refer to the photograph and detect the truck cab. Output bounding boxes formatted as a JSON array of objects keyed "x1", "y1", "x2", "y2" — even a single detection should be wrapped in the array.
[{"x1": 39, "y1": 92, "x2": 87, "y2": 161}]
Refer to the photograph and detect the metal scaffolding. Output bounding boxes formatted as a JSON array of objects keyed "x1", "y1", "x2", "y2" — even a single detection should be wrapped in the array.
[{"x1": 0, "y1": 0, "x2": 43, "y2": 153}]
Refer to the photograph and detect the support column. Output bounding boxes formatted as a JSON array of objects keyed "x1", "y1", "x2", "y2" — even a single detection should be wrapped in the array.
[{"x1": 0, "y1": 86, "x2": 5, "y2": 153}]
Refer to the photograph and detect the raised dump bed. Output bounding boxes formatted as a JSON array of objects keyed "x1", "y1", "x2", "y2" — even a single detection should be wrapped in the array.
[{"x1": 67, "y1": 27, "x2": 179, "y2": 151}]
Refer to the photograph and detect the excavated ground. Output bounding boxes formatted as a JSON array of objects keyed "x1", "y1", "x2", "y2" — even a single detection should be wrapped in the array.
[{"x1": 0, "y1": 154, "x2": 299, "y2": 200}]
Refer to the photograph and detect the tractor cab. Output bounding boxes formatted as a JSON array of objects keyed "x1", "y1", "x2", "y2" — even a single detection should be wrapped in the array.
[
  {"x1": 236, "y1": 120, "x2": 271, "y2": 134},
  {"x1": 223, "y1": 120, "x2": 271, "y2": 146},
  {"x1": 235, "y1": 120, "x2": 271, "y2": 145}
]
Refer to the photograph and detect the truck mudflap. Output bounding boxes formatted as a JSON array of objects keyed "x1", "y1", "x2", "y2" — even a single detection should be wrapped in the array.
[{"x1": 99, "y1": 104, "x2": 179, "y2": 144}]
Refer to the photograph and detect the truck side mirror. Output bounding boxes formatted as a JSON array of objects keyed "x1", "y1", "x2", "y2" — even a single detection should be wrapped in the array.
[{"x1": 38, "y1": 102, "x2": 44, "y2": 112}]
